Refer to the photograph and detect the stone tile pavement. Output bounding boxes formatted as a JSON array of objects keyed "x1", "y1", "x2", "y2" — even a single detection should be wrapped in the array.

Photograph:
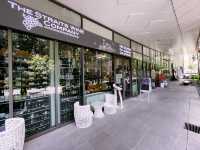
[{"x1": 24, "y1": 82, "x2": 200, "y2": 150}]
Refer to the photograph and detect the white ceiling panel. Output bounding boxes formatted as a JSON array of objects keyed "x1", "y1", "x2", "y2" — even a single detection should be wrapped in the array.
[{"x1": 56, "y1": 0, "x2": 200, "y2": 52}]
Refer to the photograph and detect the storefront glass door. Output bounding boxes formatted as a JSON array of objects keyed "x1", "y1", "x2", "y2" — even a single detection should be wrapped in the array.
[
  {"x1": 114, "y1": 56, "x2": 131, "y2": 98},
  {"x1": 84, "y1": 49, "x2": 113, "y2": 94},
  {"x1": 132, "y1": 59, "x2": 139, "y2": 96},
  {"x1": 57, "y1": 43, "x2": 81, "y2": 124}
]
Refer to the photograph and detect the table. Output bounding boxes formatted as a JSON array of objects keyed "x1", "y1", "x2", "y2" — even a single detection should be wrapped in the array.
[{"x1": 91, "y1": 102, "x2": 104, "y2": 118}]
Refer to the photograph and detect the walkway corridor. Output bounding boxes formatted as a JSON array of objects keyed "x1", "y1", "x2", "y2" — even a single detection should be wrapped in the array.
[{"x1": 25, "y1": 82, "x2": 200, "y2": 150}]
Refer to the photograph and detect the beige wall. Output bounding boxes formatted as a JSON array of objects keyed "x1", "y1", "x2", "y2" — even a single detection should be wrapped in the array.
[
  {"x1": 16, "y1": 0, "x2": 81, "y2": 27},
  {"x1": 83, "y1": 18, "x2": 112, "y2": 40}
]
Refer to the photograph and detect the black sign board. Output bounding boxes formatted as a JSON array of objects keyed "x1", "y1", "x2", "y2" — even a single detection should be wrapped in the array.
[
  {"x1": 141, "y1": 78, "x2": 151, "y2": 91},
  {"x1": 0, "y1": 0, "x2": 132, "y2": 57}
]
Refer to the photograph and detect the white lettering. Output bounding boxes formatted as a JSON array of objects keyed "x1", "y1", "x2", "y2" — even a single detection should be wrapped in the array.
[
  {"x1": 7, "y1": 0, "x2": 84, "y2": 39},
  {"x1": 42, "y1": 14, "x2": 48, "y2": 20},
  {"x1": 8, "y1": 0, "x2": 17, "y2": 9},
  {"x1": 17, "y1": 4, "x2": 26, "y2": 13},
  {"x1": 53, "y1": 19, "x2": 59, "y2": 25},
  {"x1": 51, "y1": 23, "x2": 57, "y2": 29},
  {"x1": 64, "y1": 24, "x2": 68, "y2": 28},
  {"x1": 47, "y1": 17, "x2": 53, "y2": 22},
  {"x1": 26, "y1": 8, "x2": 33, "y2": 16},
  {"x1": 44, "y1": 21, "x2": 50, "y2": 27},
  {"x1": 34, "y1": 11, "x2": 42, "y2": 19}
]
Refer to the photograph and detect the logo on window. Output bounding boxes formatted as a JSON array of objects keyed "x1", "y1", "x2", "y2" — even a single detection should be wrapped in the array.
[{"x1": 22, "y1": 14, "x2": 43, "y2": 31}]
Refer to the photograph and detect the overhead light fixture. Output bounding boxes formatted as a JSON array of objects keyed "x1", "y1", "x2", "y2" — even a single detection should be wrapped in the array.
[
  {"x1": 151, "y1": 19, "x2": 167, "y2": 23},
  {"x1": 129, "y1": 12, "x2": 145, "y2": 16}
]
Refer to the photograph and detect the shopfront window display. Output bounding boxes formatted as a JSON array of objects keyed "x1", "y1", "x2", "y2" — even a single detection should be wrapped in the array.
[
  {"x1": 115, "y1": 56, "x2": 131, "y2": 97},
  {"x1": 0, "y1": 29, "x2": 8, "y2": 127},
  {"x1": 12, "y1": 32, "x2": 53, "y2": 137},
  {"x1": 143, "y1": 61, "x2": 147, "y2": 77},
  {"x1": 58, "y1": 43, "x2": 81, "y2": 123},
  {"x1": 132, "y1": 59, "x2": 139, "y2": 96},
  {"x1": 85, "y1": 49, "x2": 113, "y2": 94}
]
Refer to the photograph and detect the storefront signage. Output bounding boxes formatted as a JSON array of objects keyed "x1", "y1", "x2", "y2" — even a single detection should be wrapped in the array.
[
  {"x1": 7, "y1": 0, "x2": 84, "y2": 39},
  {"x1": 119, "y1": 45, "x2": 132, "y2": 57},
  {"x1": 0, "y1": 0, "x2": 132, "y2": 57}
]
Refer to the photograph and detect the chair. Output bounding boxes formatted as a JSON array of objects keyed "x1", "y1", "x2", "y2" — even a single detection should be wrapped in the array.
[
  {"x1": 0, "y1": 117, "x2": 25, "y2": 150},
  {"x1": 74, "y1": 102, "x2": 93, "y2": 128},
  {"x1": 104, "y1": 94, "x2": 117, "y2": 115}
]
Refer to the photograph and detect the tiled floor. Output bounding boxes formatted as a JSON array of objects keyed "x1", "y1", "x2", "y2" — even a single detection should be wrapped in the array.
[{"x1": 24, "y1": 82, "x2": 200, "y2": 150}]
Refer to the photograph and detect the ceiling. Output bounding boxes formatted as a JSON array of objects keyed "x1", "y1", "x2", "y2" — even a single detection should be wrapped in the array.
[{"x1": 56, "y1": 0, "x2": 200, "y2": 52}]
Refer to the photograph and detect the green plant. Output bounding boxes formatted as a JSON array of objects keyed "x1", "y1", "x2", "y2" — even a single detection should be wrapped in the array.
[{"x1": 28, "y1": 54, "x2": 54, "y2": 73}]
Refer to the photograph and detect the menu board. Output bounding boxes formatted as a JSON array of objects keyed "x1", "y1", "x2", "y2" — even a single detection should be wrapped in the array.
[{"x1": 141, "y1": 78, "x2": 151, "y2": 91}]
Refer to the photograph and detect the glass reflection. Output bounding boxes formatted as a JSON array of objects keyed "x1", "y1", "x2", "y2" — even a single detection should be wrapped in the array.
[
  {"x1": 58, "y1": 43, "x2": 81, "y2": 123},
  {"x1": 12, "y1": 32, "x2": 52, "y2": 137},
  {"x1": 0, "y1": 29, "x2": 8, "y2": 127},
  {"x1": 85, "y1": 49, "x2": 113, "y2": 93}
]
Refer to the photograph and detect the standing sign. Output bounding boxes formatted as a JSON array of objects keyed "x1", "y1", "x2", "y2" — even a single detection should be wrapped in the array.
[
  {"x1": 141, "y1": 78, "x2": 152, "y2": 91},
  {"x1": 0, "y1": 0, "x2": 132, "y2": 57}
]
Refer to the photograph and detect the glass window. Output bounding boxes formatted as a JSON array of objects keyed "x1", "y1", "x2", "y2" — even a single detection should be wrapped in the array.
[
  {"x1": 0, "y1": 29, "x2": 8, "y2": 127},
  {"x1": 131, "y1": 42, "x2": 142, "y2": 53},
  {"x1": 12, "y1": 32, "x2": 53, "y2": 137},
  {"x1": 115, "y1": 56, "x2": 131, "y2": 97},
  {"x1": 132, "y1": 59, "x2": 138, "y2": 77},
  {"x1": 58, "y1": 43, "x2": 81, "y2": 123},
  {"x1": 85, "y1": 49, "x2": 113, "y2": 94},
  {"x1": 114, "y1": 33, "x2": 130, "y2": 47},
  {"x1": 138, "y1": 60, "x2": 142, "y2": 78},
  {"x1": 83, "y1": 18, "x2": 112, "y2": 40}
]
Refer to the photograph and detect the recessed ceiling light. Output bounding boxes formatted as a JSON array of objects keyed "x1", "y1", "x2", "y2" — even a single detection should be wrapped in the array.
[
  {"x1": 151, "y1": 20, "x2": 167, "y2": 23},
  {"x1": 129, "y1": 12, "x2": 145, "y2": 16}
]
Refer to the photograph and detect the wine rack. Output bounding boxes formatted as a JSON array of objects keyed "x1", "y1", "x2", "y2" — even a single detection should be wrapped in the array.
[
  {"x1": 13, "y1": 55, "x2": 51, "y2": 137},
  {"x1": 0, "y1": 57, "x2": 9, "y2": 127},
  {"x1": 59, "y1": 56, "x2": 80, "y2": 123}
]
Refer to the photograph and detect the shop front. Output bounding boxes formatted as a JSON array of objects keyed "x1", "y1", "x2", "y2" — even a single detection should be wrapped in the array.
[
  {"x1": 0, "y1": 0, "x2": 133, "y2": 138},
  {"x1": 131, "y1": 52, "x2": 142, "y2": 96},
  {"x1": 114, "y1": 55, "x2": 131, "y2": 98}
]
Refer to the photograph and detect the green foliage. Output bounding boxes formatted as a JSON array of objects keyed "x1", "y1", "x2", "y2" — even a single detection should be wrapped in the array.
[
  {"x1": 28, "y1": 54, "x2": 54, "y2": 74},
  {"x1": 191, "y1": 75, "x2": 200, "y2": 80}
]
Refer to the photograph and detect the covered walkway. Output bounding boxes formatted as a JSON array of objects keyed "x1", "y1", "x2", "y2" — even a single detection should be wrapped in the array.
[{"x1": 25, "y1": 82, "x2": 200, "y2": 150}]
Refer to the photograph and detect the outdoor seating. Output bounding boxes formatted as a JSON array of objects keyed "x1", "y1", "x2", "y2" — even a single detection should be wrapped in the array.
[
  {"x1": 104, "y1": 93, "x2": 117, "y2": 115},
  {"x1": 74, "y1": 102, "x2": 93, "y2": 128},
  {"x1": 0, "y1": 117, "x2": 25, "y2": 150}
]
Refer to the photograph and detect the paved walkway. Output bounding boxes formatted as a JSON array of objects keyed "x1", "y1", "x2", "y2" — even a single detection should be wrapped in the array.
[{"x1": 25, "y1": 82, "x2": 200, "y2": 150}]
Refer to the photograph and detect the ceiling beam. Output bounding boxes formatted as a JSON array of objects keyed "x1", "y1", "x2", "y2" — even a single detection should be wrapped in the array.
[{"x1": 169, "y1": 0, "x2": 184, "y2": 42}]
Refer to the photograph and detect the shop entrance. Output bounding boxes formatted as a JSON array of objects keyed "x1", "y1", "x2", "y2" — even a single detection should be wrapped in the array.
[
  {"x1": 114, "y1": 56, "x2": 131, "y2": 99},
  {"x1": 132, "y1": 59, "x2": 139, "y2": 96},
  {"x1": 57, "y1": 43, "x2": 81, "y2": 124}
]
